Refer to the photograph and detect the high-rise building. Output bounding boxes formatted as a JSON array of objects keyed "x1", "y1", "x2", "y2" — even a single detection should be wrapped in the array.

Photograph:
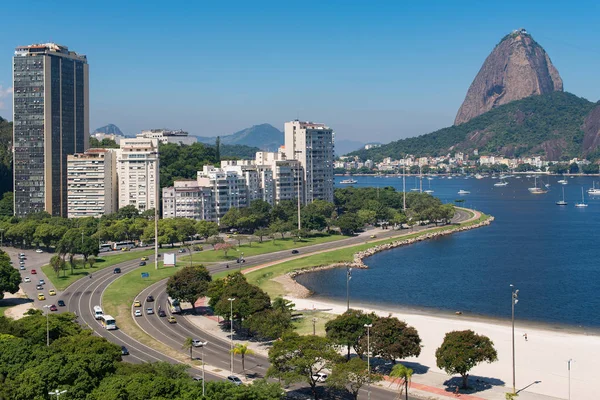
[
  {"x1": 116, "y1": 138, "x2": 159, "y2": 212},
  {"x1": 196, "y1": 165, "x2": 247, "y2": 224},
  {"x1": 67, "y1": 149, "x2": 117, "y2": 218},
  {"x1": 162, "y1": 180, "x2": 213, "y2": 220},
  {"x1": 13, "y1": 43, "x2": 89, "y2": 217},
  {"x1": 284, "y1": 120, "x2": 334, "y2": 203}
]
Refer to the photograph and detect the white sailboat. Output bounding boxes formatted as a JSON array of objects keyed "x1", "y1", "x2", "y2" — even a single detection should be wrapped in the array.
[
  {"x1": 424, "y1": 177, "x2": 434, "y2": 194},
  {"x1": 556, "y1": 187, "x2": 567, "y2": 206},
  {"x1": 458, "y1": 189, "x2": 470, "y2": 195},
  {"x1": 494, "y1": 179, "x2": 508, "y2": 187},
  {"x1": 575, "y1": 187, "x2": 588, "y2": 208},
  {"x1": 588, "y1": 182, "x2": 600, "y2": 195},
  {"x1": 528, "y1": 176, "x2": 547, "y2": 194}
]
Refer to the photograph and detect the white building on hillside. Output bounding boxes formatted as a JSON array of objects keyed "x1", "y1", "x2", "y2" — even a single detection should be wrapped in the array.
[{"x1": 137, "y1": 129, "x2": 196, "y2": 146}]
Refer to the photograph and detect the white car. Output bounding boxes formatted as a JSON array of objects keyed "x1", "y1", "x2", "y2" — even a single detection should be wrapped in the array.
[
  {"x1": 146, "y1": 308, "x2": 154, "y2": 315},
  {"x1": 24, "y1": 277, "x2": 31, "y2": 283},
  {"x1": 134, "y1": 310, "x2": 142, "y2": 317},
  {"x1": 192, "y1": 339, "x2": 206, "y2": 347},
  {"x1": 312, "y1": 373, "x2": 328, "y2": 382},
  {"x1": 35, "y1": 249, "x2": 43, "y2": 253}
]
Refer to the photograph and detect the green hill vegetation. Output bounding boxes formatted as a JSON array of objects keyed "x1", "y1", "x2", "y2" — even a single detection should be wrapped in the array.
[
  {"x1": 350, "y1": 92, "x2": 598, "y2": 162},
  {"x1": 0, "y1": 116, "x2": 12, "y2": 196}
]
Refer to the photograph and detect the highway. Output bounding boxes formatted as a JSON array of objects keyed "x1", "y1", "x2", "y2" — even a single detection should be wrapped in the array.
[{"x1": 9, "y1": 209, "x2": 475, "y2": 398}]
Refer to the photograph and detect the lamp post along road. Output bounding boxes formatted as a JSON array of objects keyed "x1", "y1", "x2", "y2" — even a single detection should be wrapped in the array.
[
  {"x1": 567, "y1": 359, "x2": 573, "y2": 400},
  {"x1": 228, "y1": 298, "x2": 235, "y2": 375},
  {"x1": 346, "y1": 267, "x2": 352, "y2": 311},
  {"x1": 199, "y1": 341, "x2": 208, "y2": 396},
  {"x1": 43, "y1": 305, "x2": 51, "y2": 346},
  {"x1": 49, "y1": 389, "x2": 67, "y2": 399},
  {"x1": 511, "y1": 284, "x2": 519, "y2": 394},
  {"x1": 364, "y1": 323, "x2": 373, "y2": 400}
]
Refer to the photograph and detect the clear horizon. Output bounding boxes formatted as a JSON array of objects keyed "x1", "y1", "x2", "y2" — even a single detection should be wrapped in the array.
[{"x1": 0, "y1": 0, "x2": 598, "y2": 143}]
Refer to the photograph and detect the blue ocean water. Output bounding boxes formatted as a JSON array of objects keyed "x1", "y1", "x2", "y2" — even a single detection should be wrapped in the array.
[{"x1": 295, "y1": 175, "x2": 600, "y2": 328}]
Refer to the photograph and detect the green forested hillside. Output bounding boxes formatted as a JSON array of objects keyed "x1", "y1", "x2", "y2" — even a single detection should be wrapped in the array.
[
  {"x1": 0, "y1": 116, "x2": 12, "y2": 196},
  {"x1": 350, "y1": 92, "x2": 597, "y2": 161}
]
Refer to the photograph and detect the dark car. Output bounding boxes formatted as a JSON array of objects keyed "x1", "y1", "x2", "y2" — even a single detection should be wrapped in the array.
[
  {"x1": 57, "y1": 300, "x2": 66, "y2": 307},
  {"x1": 139, "y1": 261, "x2": 146, "y2": 266},
  {"x1": 292, "y1": 249, "x2": 299, "y2": 254},
  {"x1": 146, "y1": 295, "x2": 154, "y2": 302},
  {"x1": 121, "y1": 346, "x2": 129, "y2": 355},
  {"x1": 158, "y1": 309, "x2": 166, "y2": 317},
  {"x1": 113, "y1": 267, "x2": 121, "y2": 274}
]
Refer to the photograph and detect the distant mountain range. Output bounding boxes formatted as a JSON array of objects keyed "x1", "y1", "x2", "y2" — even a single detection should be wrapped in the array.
[
  {"x1": 195, "y1": 123, "x2": 284, "y2": 151},
  {"x1": 93, "y1": 124, "x2": 124, "y2": 136}
]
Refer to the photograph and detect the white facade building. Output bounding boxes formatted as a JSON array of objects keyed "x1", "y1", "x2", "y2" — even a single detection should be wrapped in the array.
[
  {"x1": 162, "y1": 180, "x2": 213, "y2": 220},
  {"x1": 196, "y1": 165, "x2": 248, "y2": 224},
  {"x1": 137, "y1": 129, "x2": 196, "y2": 146},
  {"x1": 67, "y1": 148, "x2": 117, "y2": 218},
  {"x1": 284, "y1": 120, "x2": 334, "y2": 203},
  {"x1": 116, "y1": 138, "x2": 159, "y2": 212}
]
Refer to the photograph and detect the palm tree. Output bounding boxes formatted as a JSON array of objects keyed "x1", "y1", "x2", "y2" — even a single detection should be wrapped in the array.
[
  {"x1": 389, "y1": 363, "x2": 413, "y2": 400},
  {"x1": 230, "y1": 343, "x2": 254, "y2": 373},
  {"x1": 182, "y1": 337, "x2": 194, "y2": 360}
]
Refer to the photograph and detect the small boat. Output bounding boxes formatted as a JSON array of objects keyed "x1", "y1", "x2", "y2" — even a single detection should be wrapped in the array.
[
  {"x1": 340, "y1": 179, "x2": 357, "y2": 184},
  {"x1": 556, "y1": 187, "x2": 567, "y2": 206},
  {"x1": 494, "y1": 180, "x2": 508, "y2": 187},
  {"x1": 545, "y1": 183, "x2": 551, "y2": 188},
  {"x1": 587, "y1": 182, "x2": 600, "y2": 195},
  {"x1": 557, "y1": 179, "x2": 568, "y2": 185},
  {"x1": 528, "y1": 176, "x2": 544, "y2": 193},
  {"x1": 458, "y1": 189, "x2": 470, "y2": 195},
  {"x1": 475, "y1": 174, "x2": 484, "y2": 179},
  {"x1": 575, "y1": 187, "x2": 588, "y2": 208},
  {"x1": 424, "y1": 190, "x2": 434, "y2": 194}
]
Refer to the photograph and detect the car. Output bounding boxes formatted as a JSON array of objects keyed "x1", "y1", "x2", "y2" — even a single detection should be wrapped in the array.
[
  {"x1": 121, "y1": 345, "x2": 129, "y2": 355},
  {"x1": 134, "y1": 310, "x2": 142, "y2": 317},
  {"x1": 133, "y1": 300, "x2": 141, "y2": 307},
  {"x1": 19, "y1": 265, "x2": 26, "y2": 270},
  {"x1": 37, "y1": 293, "x2": 45, "y2": 300},
  {"x1": 192, "y1": 339, "x2": 205, "y2": 347},
  {"x1": 291, "y1": 249, "x2": 299, "y2": 254},
  {"x1": 178, "y1": 248, "x2": 186, "y2": 253},
  {"x1": 370, "y1": 235, "x2": 377, "y2": 239},
  {"x1": 167, "y1": 316, "x2": 177, "y2": 324},
  {"x1": 158, "y1": 309, "x2": 167, "y2": 317},
  {"x1": 312, "y1": 373, "x2": 328, "y2": 382},
  {"x1": 57, "y1": 300, "x2": 65, "y2": 307},
  {"x1": 24, "y1": 277, "x2": 31, "y2": 283},
  {"x1": 226, "y1": 375, "x2": 243, "y2": 386},
  {"x1": 139, "y1": 261, "x2": 146, "y2": 266},
  {"x1": 35, "y1": 249, "x2": 43, "y2": 253},
  {"x1": 113, "y1": 267, "x2": 121, "y2": 274},
  {"x1": 121, "y1": 247, "x2": 130, "y2": 251},
  {"x1": 19, "y1": 253, "x2": 25, "y2": 257},
  {"x1": 193, "y1": 376, "x2": 203, "y2": 382},
  {"x1": 146, "y1": 307, "x2": 154, "y2": 315},
  {"x1": 49, "y1": 304, "x2": 58, "y2": 311},
  {"x1": 31, "y1": 269, "x2": 37, "y2": 274},
  {"x1": 39, "y1": 279, "x2": 45, "y2": 285},
  {"x1": 19, "y1": 260, "x2": 25, "y2": 265},
  {"x1": 36, "y1": 285, "x2": 43, "y2": 290},
  {"x1": 140, "y1": 256, "x2": 148, "y2": 261},
  {"x1": 146, "y1": 295, "x2": 154, "y2": 302},
  {"x1": 48, "y1": 289, "x2": 56, "y2": 296}
]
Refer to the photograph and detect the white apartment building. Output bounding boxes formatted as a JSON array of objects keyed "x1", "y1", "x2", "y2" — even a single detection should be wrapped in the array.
[
  {"x1": 116, "y1": 138, "x2": 159, "y2": 212},
  {"x1": 197, "y1": 165, "x2": 248, "y2": 224},
  {"x1": 137, "y1": 129, "x2": 196, "y2": 145},
  {"x1": 284, "y1": 120, "x2": 334, "y2": 203},
  {"x1": 255, "y1": 151, "x2": 303, "y2": 204},
  {"x1": 66, "y1": 148, "x2": 117, "y2": 218},
  {"x1": 162, "y1": 180, "x2": 213, "y2": 220}
]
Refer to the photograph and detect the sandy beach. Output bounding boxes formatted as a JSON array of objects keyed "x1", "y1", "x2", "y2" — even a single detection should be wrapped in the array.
[{"x1": 283, "y1": 274, "x2": 599, "y2": 400}]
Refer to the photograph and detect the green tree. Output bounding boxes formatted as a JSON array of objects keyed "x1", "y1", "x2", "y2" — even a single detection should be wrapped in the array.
[
  {"x1": 328, "y1": 357, "x2": 382, "y2": 400},
  {"x1": 221, "y1": 207, "x2": 241, "y2": 230},
  {"x1": 336, "y1": 213, "x2": 363, "y2": 235},
  {"x1": 166, "y1": 265, "x2": 212, "y2": 314},
  {"x1": 195, "y1": 220, "x2": 219, "y2": 239},
  {"x1": 50, "y1": 255, "x2": 62, "y2": 277},
  {"x1": 267, "y1": 333, "x2": 343, "y2": 400},
  {"x1": 325, "y1": 309, "x2": 376, "y2": 360},
  {"x1": 364, "y1": 316, "x2": 421, "y2": 364},
  {"x1": 0, "y1": 192, "x2": 13, "y2": 217},
  {"x1": 0, "y1": 250, "x2": 21, "y2": 300},
  {"x1": 182, "y1": 336, "x2": 194, "y2": 360},
  {"x1": 88, "y1": 256, "x2": 96, "y2": 269},
  {"x1": 390, "y1": 363, "x2": 413, "y2": 400},
  {"x1": 254, "y1": 228, "x2": 271, "y2": 243},
  {"x1": 435, "y1": 330, "x2": 498, "y2": 389},
  {"x1": 243, "y1": 308, "x2": 293, "y2": 340},
  {"x1": 80, "y1": 235, "x2": 100, "y2": 267},
  {"x1": 231, "y1": 343, "x2": 255, "y2": 373},
  {"x1": 213, "y1": 273, "x2": 271, "y2": 321},
  {"x1": 269, "y1": 219, "x2": 290, "y2": 239}
]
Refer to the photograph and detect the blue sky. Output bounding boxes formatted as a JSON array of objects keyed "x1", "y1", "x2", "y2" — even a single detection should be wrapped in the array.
[{"x1": 0, "y1": 0, "x2": 598, "y2": 143}]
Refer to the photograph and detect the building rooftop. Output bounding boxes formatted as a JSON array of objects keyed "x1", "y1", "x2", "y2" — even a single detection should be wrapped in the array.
[{"x1": 14, "y1": 43, "x2": 87, "y2": 61}]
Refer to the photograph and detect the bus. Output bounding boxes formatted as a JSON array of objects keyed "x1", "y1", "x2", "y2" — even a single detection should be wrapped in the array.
[
  {"x1": 113, "y1": 241, "x2": 135, "y2": 251},
  {"x1": 167, "y1": 296, "x2": 181, "y2": 314},
  {"x1": 100, "y1": 315, "x2": 117, "y2": 330},
  {"x1": 99, "y1": 244, "x2": 112, "y2": 253},
  {"x1": 93, "y1": 305, "x2": 104, "y2": 320}
]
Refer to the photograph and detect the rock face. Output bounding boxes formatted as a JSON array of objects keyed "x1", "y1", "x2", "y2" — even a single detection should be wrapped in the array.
[
  {"x1": 582, "y1": 104, "x2": 600, "y2": 157},
  {"x1": 455, "y1": 29, "x2": 563, "y2": 125}
]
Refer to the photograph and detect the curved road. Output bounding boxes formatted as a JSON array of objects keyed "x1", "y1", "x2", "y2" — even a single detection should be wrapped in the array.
[{"x1": 11, "y1": 208, "x2": 476, "y2": 398}]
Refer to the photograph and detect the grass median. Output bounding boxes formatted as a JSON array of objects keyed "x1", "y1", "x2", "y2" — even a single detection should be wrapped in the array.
[
  {"x1": 179, "y1": 234, "x2": 348, "y2": 263},
  {"x1": 245, "y1": 213, "x2": 491, "y2": 298},
  {"x1": 41, "y1": 249, "x2": 162, "y2": 291}
]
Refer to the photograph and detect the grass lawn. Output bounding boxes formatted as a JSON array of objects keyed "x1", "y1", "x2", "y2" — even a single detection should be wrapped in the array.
[
  {"x1": 246, "y1": 213, "x2": 491, "y2": 298},
  {"x1": 41, "y1": 249, "x2": 162, "y2": 291},
  {"x1": 179, "y1": 234, "x2": 348, "y2": 263},
  {"x1": 293, "y1": 311, "x2": 336, "y2": 336},
  {"x1": 0, "y1": 304, "x2": 10, "y2": 317}
]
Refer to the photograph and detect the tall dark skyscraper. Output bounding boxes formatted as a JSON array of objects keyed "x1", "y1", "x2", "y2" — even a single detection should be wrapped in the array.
[{"x1": 13, "y1": 43, "x2": 89, "y2": 217}]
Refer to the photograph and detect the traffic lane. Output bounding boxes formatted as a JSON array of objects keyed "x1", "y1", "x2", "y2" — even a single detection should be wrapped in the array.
[
  {"x1": 8, "y1": 248, "x2": 57, "y2": 312},
  {"x1": 135, "y1": 281, "x2": 235, "y2": 374}
]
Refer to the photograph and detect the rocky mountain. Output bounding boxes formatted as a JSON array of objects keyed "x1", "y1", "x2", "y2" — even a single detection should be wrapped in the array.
[
  {"x1": 93, "y1": 124, "x2": 124, "y2": 136},
  {"x1": 349, "y1": 92, "x2": 600, "y2": 162},
  {"x1": 455, "y1": 29, "x2": 563, "y2": 125},
  {"x1": 195, "y1": 123, "x2": 283, "y2": 151}
]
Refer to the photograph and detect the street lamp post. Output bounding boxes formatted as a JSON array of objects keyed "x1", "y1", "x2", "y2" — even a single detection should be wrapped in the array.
[
  {"x1": 199, "y1": 341, "x2": 208, "y2": 396},
  {"x1": 312, "y1": 317, "x2": 317, "y2": 335},
  {"x1": 346, "y1": 267, "x2": 352, "y2": 310},
  {"x1": 510, "y1": 284, "x2": 519, "y2": 394},
  {"x1": 364, "y1": 323, "x2": 373, "y2": 400},
  {"x1": 228, "y1": 297, "x2": 235, "y2": 375},
  {"x1": 567, "y1": 359, "x2": 573, "y2": 400},
  {"x1": 48, "y1": 389, "x2": 67, "y2": 399},
  {"x1": 43, "y1": 304, "x2": 51, "y2": 346}
]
